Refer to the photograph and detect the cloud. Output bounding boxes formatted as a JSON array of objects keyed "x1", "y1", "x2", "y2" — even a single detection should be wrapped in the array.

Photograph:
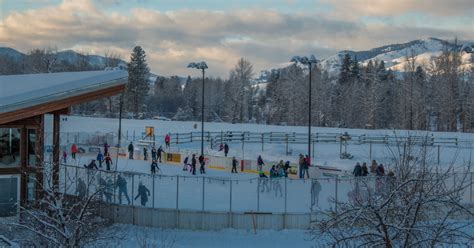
[
  {"x1": 0, "y1": 0, "x2": 471, "y2": 77},
  {"x1": 320, "y1": 0, "x2": 474, "y2": 17}
]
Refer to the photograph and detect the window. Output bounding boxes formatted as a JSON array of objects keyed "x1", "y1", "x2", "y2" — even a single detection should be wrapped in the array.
[
  {"x1": 0, "y1": 128, "x2": 21, "y2": 167},
  {"x1": 27, "y1": 129, "x2": 37, "y2": 166},
  {"x1": 0, "y1": 176, "x2": 19, "y2": 217}
]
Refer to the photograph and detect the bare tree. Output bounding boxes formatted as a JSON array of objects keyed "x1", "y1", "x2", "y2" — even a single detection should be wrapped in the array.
[
  {"x1": 27, "y1": 47, "x2": 58, "y2": 73},
  {"x1": 313, "y1": 134, "x2": 473, "y2": 247},
  {"x1": 7, "y1": 164, "x2": 113, "y2": 247}
]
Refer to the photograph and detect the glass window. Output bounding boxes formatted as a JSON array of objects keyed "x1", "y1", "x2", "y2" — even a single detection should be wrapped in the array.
[
  {"x1": 0, "y1": 128, "x2": 21, "y2": 167},
  {"x1": 27, "y1": 129, "x2": 37, "y2": 166},
  {"x1": 0, "y1": 176, "x2": 19, "y2": 217}
]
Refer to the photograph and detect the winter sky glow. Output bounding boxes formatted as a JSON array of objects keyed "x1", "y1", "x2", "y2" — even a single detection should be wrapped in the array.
[{"x1": 0, "y1": 0, "x2": 473, "y2": 77}]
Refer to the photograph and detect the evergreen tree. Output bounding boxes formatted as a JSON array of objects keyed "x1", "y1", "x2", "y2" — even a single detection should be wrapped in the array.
[{"x1": 125, "y1": 46, "x2": 150, "y2": 118}]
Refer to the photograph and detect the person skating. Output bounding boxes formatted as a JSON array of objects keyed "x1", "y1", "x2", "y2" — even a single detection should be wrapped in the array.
[
  {"x1": 135, "y1": 182, "x2": 150, "y2": 207},
  {"x1": 259, "y1": 172, "x2": 270, "y2": 192},
  {"x1": 199, "y1": 154, "x2": 206, "y2": 174},
  {"x1": 257, "y1": 155, "x2": 265, "y2": 172},
  {"x1": 128, "y1": 142, "x2": 134, "y2": 159},
  {"x1": 62, "y1": 151, "x2": 67, "y2": 163},
  {"x1": 84, "y1": 159, "x2": 99, "y2": 170},
  {"x1": 361, "y1": 162, "x2": 369, "y2": 176},
  {"x1": 353, "y1": 162, "x2": 362, "y2": 177},
  {"x1": 76, "y1": 178, "x2": 86, "y2": 199},
  {"x1": 105, "y1": 178, "x2": 113, "y2": 203},
  {"x1": 370, "y1": 160, "x2": 378, "y2": 174},
  {"x1": 270, "y1": 165, "x2": 278, "y2": 178},
  {"x1": 97, "y1": 150, "x2": 104, "y2": 168},
  {"x1": 311, "y1": 179, "x2": 322, "y2": 208},
  {"x1": 165, "y1": 134, "x2": 171, "y2": 148},
  {"x1": 150, "y1": 160, "x2": 158, "y2": 174},
  {"x1": 183, "y1": 156, "x2": 189, "y2": 171},
  {"x1": 231, "y1": 156, "x2": 238, "y2": 173},
  {"x1": 116, "y1": 175, "x2": 131, "y2": 204},
  {"x1": 376, "y1": 164, "x2": 385, "y2": 176},
  {"x1": 284, "y1": 161, "x2": 290, "y2": 177},
  {"x1": 191, "y1": 154, "x2": 197, "y2": 175},
  {"x1": 104, "y1": 142, "x2": 109, "y2": 155},
  {"x1": 157, "y1": 146, "x2": 163, "y2": 163},
  {"x1": 71, "y1": 143, "x2": 77, "y2": 159},
  {"x1": 224, "y1": 143, "x2": 229, "y2": 157},
  {"x1": 298, "y1": 154, "x2": 304, "y2": 179},
  {"x1": 105, "y1": 153, "x2": 113, "y2": 171},
  {"x1": 151, "y1": 146, "x2": 157, "y2": 161},
  {"x1": 302, "y1": 155, "x2": 310, "y2": 179},
  {"x1": 277, "y1": 160, "x2": 284, "y2": 170},
  {"x1": 143, "y1": 147, "x2": 148, "y2": 161}
]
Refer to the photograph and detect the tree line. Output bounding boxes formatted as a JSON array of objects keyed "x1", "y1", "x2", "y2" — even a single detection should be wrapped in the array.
[{"x1": 1, "y1": 45, "x2": 472, "y2": 132}]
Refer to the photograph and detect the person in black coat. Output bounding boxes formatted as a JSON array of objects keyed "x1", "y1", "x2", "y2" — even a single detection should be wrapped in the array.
[
  {"x1": 231, "y1": 156, "x2": 238, "y2": 173},
  {"x1": 128, "y1": 142, "x2": 134, "y2": 159},
  {"x1": 150, "y1": 160, "x2": 158, "y2": 174},
  {"x1": 191, "y1": 154, "x2": 197, "y2": 175},
  {"x1": 224, "y1": 143, "x2": 229, "y2": 157},
  {"x1": 199, "y1": 154, "x2": 206, "y2": 174},
  {"x1": 353, "y1": 162, "x2": 362, "y2": 177},
  {"x1": 143, "y1": 147, "x2": 148, "y2": 161},
  {"x1": 157, "y1": 146, "x2": 163, "y2": 163},
  {"x1": 151, "y1": 146, "x2": 157, "y2": 161},
  {"x1": 84, "y1": 160, "x2": 99, "y2": 170},
  {"x1": 135, "y1": 182, "x2": 150, "y2": 206}
]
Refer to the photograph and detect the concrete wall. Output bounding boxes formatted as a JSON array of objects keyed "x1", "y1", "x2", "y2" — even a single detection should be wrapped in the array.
[{"x1": 99, "y1": 204, "x2": 311, "y2": 230}]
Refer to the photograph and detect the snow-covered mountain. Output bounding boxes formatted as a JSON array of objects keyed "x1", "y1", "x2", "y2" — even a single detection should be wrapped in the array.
[
  {"x1": 0, "y1": 47, "x2": 127, "y2": 68},
  {"x1": 319, "y1": 38, "x2": 473, "y2": 76}
]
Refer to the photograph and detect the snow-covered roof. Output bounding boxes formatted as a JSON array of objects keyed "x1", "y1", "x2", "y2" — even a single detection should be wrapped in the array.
[{"x1": 0, "y1": 70, "x2": 128, "y2": 115}]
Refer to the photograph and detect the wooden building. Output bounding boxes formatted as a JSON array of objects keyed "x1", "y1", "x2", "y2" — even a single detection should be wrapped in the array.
[{"x1": 0, "y1": 70, "x2": 127, "y2": 216}]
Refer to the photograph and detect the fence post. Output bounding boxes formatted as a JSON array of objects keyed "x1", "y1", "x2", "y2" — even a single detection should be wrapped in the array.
[
  {"x1": 335, "y1": 177, "x2": 338, "y2": 212},
  {"x1": 257, "y1": 178, "x2": 260, "y2": 212},
  {"x1": 152, "y1": 175, "x2": 155, "y2": 208},
  {"x1": 202, "y1": 177, "x2": 205, "y2": 211},
  {"x1": 437, "y1": 145, "x2": 440, "y2": 165},
  {"x1": 285, "y1": 134, "x2": 288, "y2": 155},
  {"x1": 191, "y1": 132, "x2": 193, "y2": 142},
  {"x1": 229, "y1": 180, "x2": 233, "y2": 212},
  {"x1": 63, "y1": 165, "x2": 67, "y2": 195},
  {"x1": 133, "y1": 130, "x2": 136, "y2": 141},
  {"x1": 369, "y1": 141, "x2": 372, "y2": 160},
  {"x1": 131, "y1": 174, "x2": 135, "y2": 206},
  {"x1": 176, "y1": 176, "x2": 179, "y2": 210},
  {"x1": 284, "y1": 177, "x2": 287, "y2": 213},
  {"x1": 470, "y1": 173, "x2": 473, "y2": 203},
  {"x1": 261, "y1": 133, "x2": 264, "y2": 151},
  {"x1": 312, "y1": 140, "x2": 315, "y2": 158}
]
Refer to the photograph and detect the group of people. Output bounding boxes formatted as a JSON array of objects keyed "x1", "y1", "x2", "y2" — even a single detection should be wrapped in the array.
[
  {"x1": 182, "y1": 154, "x2": 206, "y2": 175},
  {"x1": 352, "y1": 160, "x2": 393, "y2": 177},
  {"x1": 76, "y1": 174, "x2": 151, "y2": 207},
  {"x1": 83, "y1": 143, "x2": 114, "y2": 171}
]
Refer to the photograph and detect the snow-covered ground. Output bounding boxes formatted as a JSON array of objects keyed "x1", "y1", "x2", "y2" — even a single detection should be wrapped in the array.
[
  {"x1": 46, "y1": 115, "x2": 474, "y2": 172},
  {"x1": 91, "y1": 224, "x2": 319, "y2": 248}
]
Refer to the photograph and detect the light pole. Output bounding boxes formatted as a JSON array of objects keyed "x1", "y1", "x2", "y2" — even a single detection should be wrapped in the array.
[
  {"x1": 291, "y1": 55, "x2": 318, "y2": 164},
  {"x1": 187, "y1": 61, "x2": 208, "y2": 156}
]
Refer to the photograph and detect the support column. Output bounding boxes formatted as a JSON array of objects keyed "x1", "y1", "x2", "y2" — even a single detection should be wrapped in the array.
[{"x1": 52, "y1": 113, "x2": 60, "y2": 190}]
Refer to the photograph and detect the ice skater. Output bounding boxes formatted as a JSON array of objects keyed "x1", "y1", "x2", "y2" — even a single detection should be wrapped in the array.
[
  {"x1": 116, "y1": 174, "x2": 131, "y2": 205},
  {"x1": 165, "y1": 134, "x2": 171, "y2": 148},
  {"x1": 135, "y1": 182, "x2": 150, "y2": 207},
  {"x1": 311, "y1": 179, "x2": 322, "y2": 208},
  {"x1": 199, "y1": 154, "x2": 206, "y2": 174},
  {"x1": 105, "y1": 153, "x2": 113, "y2": 171},
  {"x1": 143, "y1": 147, "x2": 148, "y2": 161},
  {"x1": 150, "y1": 160, "x2": 159, "y2": 175},
  {"x1": 259, "y1": 172, "x2": 270, "y2": 192},
  {"x1": 128, "y1": 142, "x2": 134, "y2": 159},
  {"x1": 157, "y1": 146, "x2": 163, "y2": 163},
  {"x1": 231, "y1": 156, "x2": 238, "y2": 173},
  {"x1": 183, "y1": 155, "x2": 189, "y2": 171},
  {"x1": 257, "y1": 155, "x2": 265, "y2": 172},
  {"x1": 191, "y1": 154, "x2": 197, "y2": 175},
  {"x1": 97, "y1": 150, "x2": 104, "y2": 168}
]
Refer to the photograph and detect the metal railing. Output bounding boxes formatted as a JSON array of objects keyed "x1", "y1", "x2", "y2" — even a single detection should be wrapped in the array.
[{"x1": 55, "y1": 164, "x2": 474, "y2": 214}]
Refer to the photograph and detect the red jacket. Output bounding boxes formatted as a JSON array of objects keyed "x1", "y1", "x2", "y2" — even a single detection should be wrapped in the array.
[
  {"x1": 71, "y1": 144, "x2": 77, "y2": 153},
  {"x1": 165, "y1": 135, "x2": 170, "y2": 143}
]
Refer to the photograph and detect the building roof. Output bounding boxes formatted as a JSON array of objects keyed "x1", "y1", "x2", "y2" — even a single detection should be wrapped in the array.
[{"x1": 0, "y1": 70, "x2": 128, "y2": 124}]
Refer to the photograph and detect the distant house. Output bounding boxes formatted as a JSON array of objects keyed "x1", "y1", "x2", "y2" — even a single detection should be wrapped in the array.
[{"x1": 0, "y1": 70, "x2": 128, "y2": 216}]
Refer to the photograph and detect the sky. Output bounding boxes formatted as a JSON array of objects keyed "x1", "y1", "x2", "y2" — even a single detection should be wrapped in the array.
[{"x1": 0, "y1": 0, "x2": 473, "y2": 77}]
